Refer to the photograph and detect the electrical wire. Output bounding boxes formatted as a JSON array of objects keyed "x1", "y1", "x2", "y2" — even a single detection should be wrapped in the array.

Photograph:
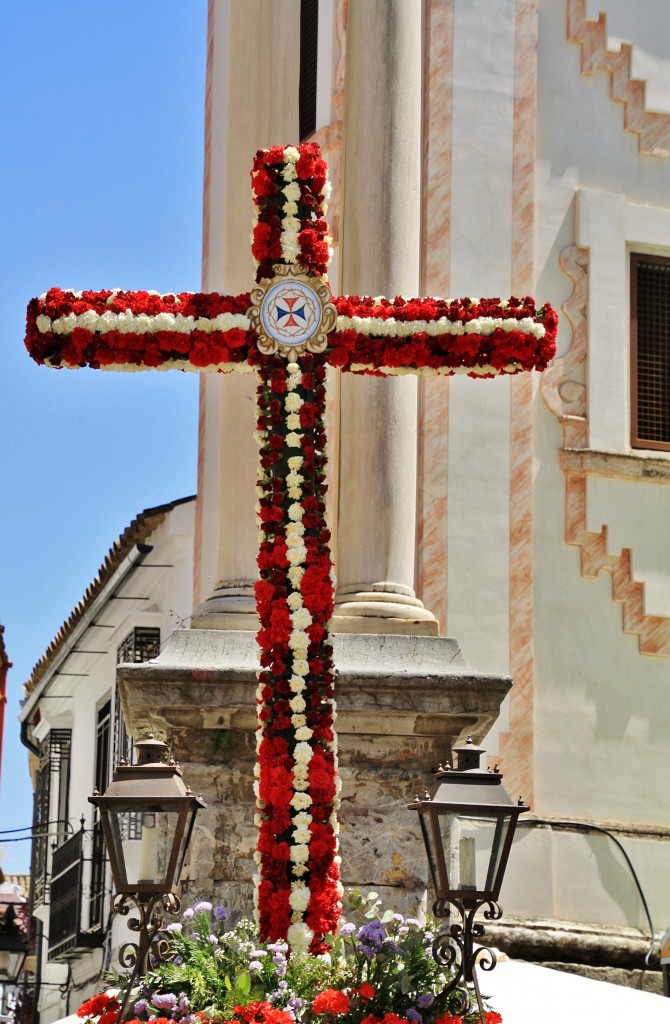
[{"x1": 519, "y1": 817, "x2": 658, "y2": 966}]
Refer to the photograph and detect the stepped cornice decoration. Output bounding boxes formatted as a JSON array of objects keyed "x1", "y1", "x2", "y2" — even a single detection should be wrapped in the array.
[
  {"x1": 567, "y1": 0, "x2": 670, "y2": 158},
  {"x1": 543, "y1": 244, "x2": 670, "y2": 657}
]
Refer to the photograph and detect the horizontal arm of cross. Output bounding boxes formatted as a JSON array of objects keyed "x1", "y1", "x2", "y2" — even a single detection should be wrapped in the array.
[{"x1": 26, "y1": 287, "x2": 557, "y2": 377}]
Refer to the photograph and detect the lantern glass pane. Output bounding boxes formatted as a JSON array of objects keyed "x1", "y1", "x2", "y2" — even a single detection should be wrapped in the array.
[
  {"x1": 440, "y1": 812, "x2": 509, "y2": 894},
  {"x1": 108, "y1": 804, "x2": 183, "y2": 889},
  {"x1": 418, "y1": 812, "x2": 439, "y2": 892},
  {"x1": 0, "y1": 949, "x2": 24, "y2": 984}
]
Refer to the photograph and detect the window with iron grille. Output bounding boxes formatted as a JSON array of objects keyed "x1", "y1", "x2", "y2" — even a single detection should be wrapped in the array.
[
  {"x1": 48, "y1": 827, "x2": 105, "y2": 960},
  {"x1": 299, "y1": 0, "x2": 318, "y2": 141},
  {"x1": 631, "y1": 253, "x2": 670, "y2": 451},
  {"x1": 116, "y1": 626, "x2": 161, "y2": 665},
  {"x1": 89, "y1": 701, "x2": 111, "y2": 931},
  {"x1": 31, "y1": 730, "x2": 71, "y2": 907}
]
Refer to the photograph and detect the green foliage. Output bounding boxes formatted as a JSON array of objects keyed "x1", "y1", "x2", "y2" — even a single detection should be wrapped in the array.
[{"x1": 105, "y1": 895, "x2": 498, "y2": 1024}]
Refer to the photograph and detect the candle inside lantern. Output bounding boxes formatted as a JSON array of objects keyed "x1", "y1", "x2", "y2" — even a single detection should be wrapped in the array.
[
  {"x1": 138, "y1": 818, "x2": 158, "y2": 882},
  {"x1": 459, "y1": 836, "x2": 476, "y2": 889}
]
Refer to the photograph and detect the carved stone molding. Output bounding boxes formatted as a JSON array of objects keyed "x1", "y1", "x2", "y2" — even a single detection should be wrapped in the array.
[
  {"x1": 541, "y1": 245, "x2": 588, "y2": 449},
  {"x1": 567, "y1": 0, "x2": 670, "y2": 158},
  {"x1": 544, "y1": 243, "x2": 670, "y2": 657}
]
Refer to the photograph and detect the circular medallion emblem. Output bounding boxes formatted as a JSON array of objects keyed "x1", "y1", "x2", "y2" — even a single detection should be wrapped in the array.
[
  {"x1": 261, "y1": 279, "x2": 320, "y2": 347},
  {"x1": 248, "y1": 266, "x2": 337, "y2": 358}
]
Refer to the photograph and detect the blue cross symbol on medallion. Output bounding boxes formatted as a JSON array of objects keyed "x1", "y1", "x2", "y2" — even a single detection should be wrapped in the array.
[{"x1": 261, "y1": 279, "x2": 320, "y2": 347}]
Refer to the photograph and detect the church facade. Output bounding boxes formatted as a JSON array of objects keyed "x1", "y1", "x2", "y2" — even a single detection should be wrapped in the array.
[{"x1": 178, "y1": 0, "x2": 670, "y2": 986}]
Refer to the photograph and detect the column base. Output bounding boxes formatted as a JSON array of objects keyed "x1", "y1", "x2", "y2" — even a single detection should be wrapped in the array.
[
  {"x1": 190, "y1": 583, "x2": 258, "y2": 631},
  {"x1": 333, "y1": 590, "x2": 439, "y2": 636}
]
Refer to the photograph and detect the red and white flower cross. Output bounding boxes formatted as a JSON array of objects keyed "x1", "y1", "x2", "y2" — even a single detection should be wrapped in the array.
[{"x1": 25, "y1": 142, "x2": 558, "y2": 956}]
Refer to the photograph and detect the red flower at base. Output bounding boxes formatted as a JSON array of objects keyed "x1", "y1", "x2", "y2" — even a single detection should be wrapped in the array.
[
  {"x1": 77, "y1": 994, "x2": 120, "y2": 1024},
  {"x1": 312, "y1": 990, "x2": 351, "y2": 1015},
  {"x1": 228, "y1": 1003, "x2": 294, "y2": 1024}
]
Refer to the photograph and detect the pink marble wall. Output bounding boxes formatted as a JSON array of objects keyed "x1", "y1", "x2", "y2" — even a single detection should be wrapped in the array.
[
  {"x1": 416, "y1": 0, "x2": 454, "y2": 634},
  {"x1": 497, "y1": 0, "x2": 539, "y2": 806}
]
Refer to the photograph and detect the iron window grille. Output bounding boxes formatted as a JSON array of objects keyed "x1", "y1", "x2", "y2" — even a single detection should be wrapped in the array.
[
  {"x1": 31, "y1": 730, "x2": 71, "y2": 907},
  {"x1": 299, "y1": 0, "x2": 318, "y2": 141},
  {"x1": 47, "y1": 828, "x2": 104, "y2": 961},
  {"x1": 631, "y1": 252, "x2": 670, "y2": 451}
]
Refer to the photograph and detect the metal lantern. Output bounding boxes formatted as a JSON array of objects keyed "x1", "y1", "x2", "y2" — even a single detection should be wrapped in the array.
[
  {"x1": 0, "y1": 905, "x2": 28, "y2": 986},
  {"x1": 409, "y1": 737, "x2": 528, "y2": 1022},
  {"x1": 90, "y1": 736, "x2": 205, "y2": 1022},
  {"x1": 90, "y1": 735, "x2": 205, "y2": 897}
]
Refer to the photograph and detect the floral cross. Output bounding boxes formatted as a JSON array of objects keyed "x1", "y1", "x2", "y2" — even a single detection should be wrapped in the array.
[{"x1": 25, "y1": 143, "x2": 557, "y2": 957}]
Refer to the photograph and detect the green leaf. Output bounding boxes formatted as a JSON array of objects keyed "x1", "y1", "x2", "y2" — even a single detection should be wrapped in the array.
[{"x1": 224, "y1": 976, "x2": 232, "y2": 991}]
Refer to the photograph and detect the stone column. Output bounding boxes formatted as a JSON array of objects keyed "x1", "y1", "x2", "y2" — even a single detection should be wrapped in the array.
[
  {"x1": 332, "y1": 0, "x2": 438, "y2": 635},
  {"x1": 192, "y1": 0, "x2": 301, "y2": 629}
]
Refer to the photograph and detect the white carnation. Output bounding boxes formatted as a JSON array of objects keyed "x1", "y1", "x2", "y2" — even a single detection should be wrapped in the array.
[
  {"x1": 287, "y1": 545, "x2": 307, "y2": 565},
  {"x1": 290, "y1": 844, "x2": 309, "y2": 864},
  {"x1": 285, "y1": 393, "x2": 303, "y2": 412},
  {"x1": 291, "y1": 607, "x2": 312, "y2": 630},
  {"x1": 288, "y1": 566, "x2": 304, "y2": 587},
  {"x1": 283, "y1": 181, "x2": 301, "y2": 202},
  {"x1": 287, "y1": 922, "x2": 313, "y2": 953},
  {"x1": 289, "y1": 884, "x2": 310, "y2": 911},
  {"x1": 290, "y1": 791, "x2": 313, "y2": 810},
  {"x1": 294, "y1": 742, "x2": 313, "y2": 764}
]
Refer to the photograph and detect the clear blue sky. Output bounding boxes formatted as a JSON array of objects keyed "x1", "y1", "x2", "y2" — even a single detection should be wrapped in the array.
[{"x1": 0, "y1": 3, "x2": 207, "y2": 872}]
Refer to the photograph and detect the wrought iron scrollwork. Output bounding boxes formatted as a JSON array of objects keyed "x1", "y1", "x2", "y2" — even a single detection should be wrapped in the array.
[
  {"x1": 431, "y1": 899, "x2": 502, "y2": 1024},
  {"x1": 112, "y1": 892, "x2": 180, "y2": 1022}
]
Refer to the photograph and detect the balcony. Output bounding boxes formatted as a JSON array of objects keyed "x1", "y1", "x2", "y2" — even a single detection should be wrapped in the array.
[{"x1": 47, "y1": 829, "x2": 105, "y2": 962}]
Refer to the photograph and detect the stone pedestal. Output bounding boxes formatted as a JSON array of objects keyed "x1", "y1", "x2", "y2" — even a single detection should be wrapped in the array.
[{"x1": 118, "y1": 631, "x2": 510, "y2": 914}]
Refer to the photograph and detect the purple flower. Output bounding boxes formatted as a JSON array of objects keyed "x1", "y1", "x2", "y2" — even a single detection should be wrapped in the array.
[
  {"x1": 213, "y1": 905, "x2": 228, "y2": 921},
  {"x1": 177, "y1": 996, "x2": 191, "y2": 1013},
  {"x1": 182, "y1": 908, "x2": 194, "y2": 921},
  {"x1": 134, "y1": 1000, "x2": 148, "y2": 1016},
  {"x1": 249, "y1": 961, "x2": 263, "y2": 973},
  {"x1": 174, "y1": 956, "x2": 184, "y2": 966},
  {"x1": 209, "y1": 934, "x2": 219, "y2": 946},
  {"x1": 193, "y1": 901, "x2": 212, "y2": 913},
  {"x1": 251, "y1": 949, "x2": 267, "y2": 959},
  {"x1": 339, "y1": 922, "x2": 355, "y2": 936},
  {"x1": 392, "y1": 913, "x2": 405, "y2": 923},
  {"x1": 356, "y1": 921, "x2": 386, "y2": 952},
  {"x1": 417, "y1": 995, "x2": 435, "y2": 1009},
  {"x1": 407, "y1": 1011, "x2": 422, "y2": 1023},
  {"x1": 152, "y1": 994, "x2": 178, "y2": 1010},
  {"x1": 165, "y1": 923, "x2": 182, "y2": 933}
]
